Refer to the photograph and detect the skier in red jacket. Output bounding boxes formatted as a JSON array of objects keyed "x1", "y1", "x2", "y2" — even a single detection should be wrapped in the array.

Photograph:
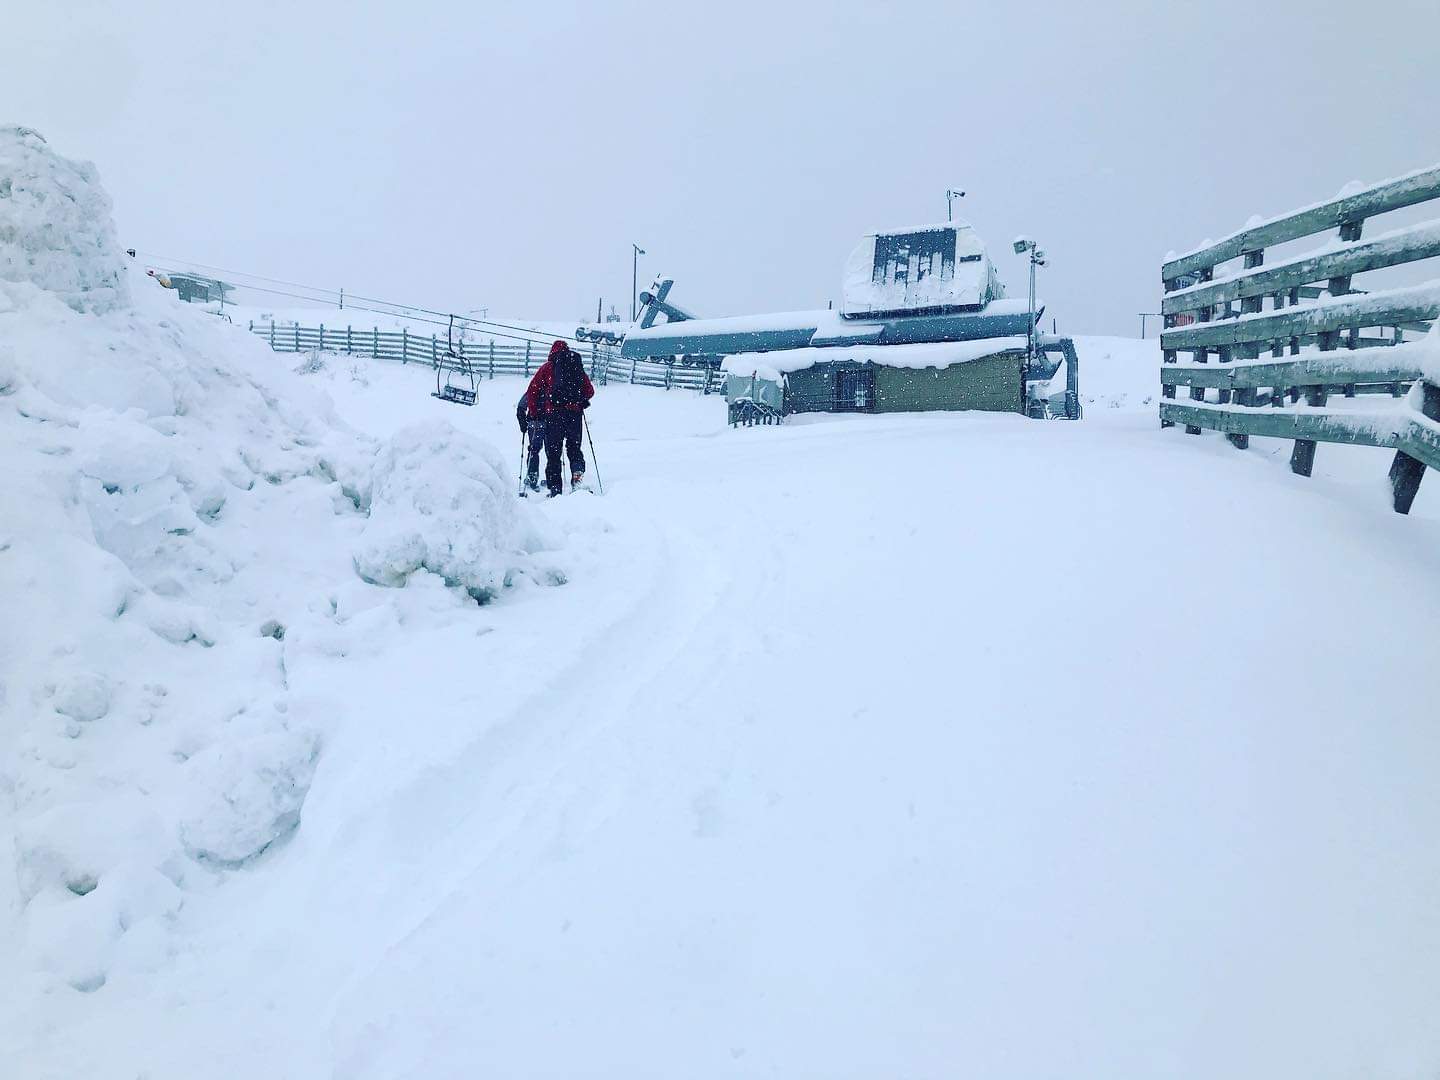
[{"x1": 525, "y1": 340, "x2": 595, "y2": 495}]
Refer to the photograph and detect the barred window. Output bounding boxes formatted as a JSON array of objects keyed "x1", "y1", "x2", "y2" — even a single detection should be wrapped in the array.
[{"x1": 872, "y1": 229, "x2": 955, "y2": 287}]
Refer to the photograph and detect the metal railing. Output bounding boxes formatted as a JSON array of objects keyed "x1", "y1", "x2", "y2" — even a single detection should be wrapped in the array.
[
  {"x1": 1158, "y1": 162, "x2": 1440, "y2": 512},
  {"x1": 247, "y1": 321, "x2": 723, "y2": 394}
]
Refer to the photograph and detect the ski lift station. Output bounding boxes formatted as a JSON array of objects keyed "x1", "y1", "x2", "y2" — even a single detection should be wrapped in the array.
[{"x1": 618, "y1": 222, "x2": 1080, "y2": 421}]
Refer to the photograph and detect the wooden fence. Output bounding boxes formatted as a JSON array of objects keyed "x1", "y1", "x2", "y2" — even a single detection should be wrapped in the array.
[
  {"x1": 1159, "y1": 164, "x2": 1440, "y2": 513},
  {"x1": 247, "y1": 321, "x2": 723, "y2": 394}
]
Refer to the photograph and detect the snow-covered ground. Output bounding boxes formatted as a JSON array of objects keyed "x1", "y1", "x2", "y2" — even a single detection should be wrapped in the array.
[{"x1": 6, "y1": 127, "x2": 1440, "y2": 1080}]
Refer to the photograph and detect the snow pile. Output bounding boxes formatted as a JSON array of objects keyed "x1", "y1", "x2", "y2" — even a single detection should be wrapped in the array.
[
  {"x1": 0, "y1": 268, "x2": 348, "y2": 995},
  {"x1": 0, "y1": 126, "x2": 129, "y2": 314},
  {"x1": 355, "y1": 422, "x2": 555, "y2": 601},
  {"x1": 0, "y1": 130, "x2": 559, "y2": 1007}
]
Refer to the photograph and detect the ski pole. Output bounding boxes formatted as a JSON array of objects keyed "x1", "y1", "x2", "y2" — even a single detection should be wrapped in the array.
[
  {"x1": 517, "y1": 429, "x2": 526, "y2": 496},
  {"x1": 583, "y1": 413, "x2": 603, "y2": 495}
]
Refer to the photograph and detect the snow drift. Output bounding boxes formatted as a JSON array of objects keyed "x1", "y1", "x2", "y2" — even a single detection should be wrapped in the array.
[
  {"x1": 355, "y1": 422, "x2": 555, "y2": 601},
  {"x1": 0, "y1": 126, "x2": 129, "y2": 314},
  {"x1": 0, "y1": 128, "x2": 559, "y2": 1010}
]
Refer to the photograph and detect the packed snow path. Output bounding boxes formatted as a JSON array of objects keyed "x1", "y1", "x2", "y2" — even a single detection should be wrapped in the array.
[{"x1": 22, "y1": 354, "x2": 1440, "y2": 1079}]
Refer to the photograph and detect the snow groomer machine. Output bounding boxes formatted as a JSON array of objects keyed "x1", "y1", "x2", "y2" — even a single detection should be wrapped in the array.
[{"x1": 609, "y1": 222, "x2": 1081, "y2": 422}]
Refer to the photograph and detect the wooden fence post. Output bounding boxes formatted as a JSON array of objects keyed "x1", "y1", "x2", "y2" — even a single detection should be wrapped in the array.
[
  {"x1": 524, "y1": 341, "x2": 532, "y2": 376},
  {"x1": 1161, "y1": 348, "x2": 1177, "y2": 427},
  {"x1": 489, "y1": 342, "x2": 495, "y2": 380},
  {"x1": 1216, "y1": 344, "x2": 1233, "y2": 405},
  {"x1": 347, "y1": 325, "x2": 353, "y2": 354},
  {"x1": 270, "y1": 322, "x2": 276, "y2": 349},
  {"x1": 1226, "y1": 343, "x2": 1260, "y2": 447},
  {"x1": 401, "y1": 327, "x2": 408, "y2": 364},
  {"x1": 294, "y1": 325, "x2": 300, "y2": 351},
  {"x1": 1185, "y1": 347, "x2": 1206, "y2": 434},
  {"x1": 1290, "y1": 334, "x2": 1338, "y2": 476},
  {"x1": 1390, "y1": 382, "x2": 1440, "y2": 513},
  {"x1": 431, "y1": 335, "x2": 437, "y2": 365},
  {"x1": 319, "y1": 324, "x2": 325, "y2": 353},
  {"x1": 1270, "y1": 331, "x2": 1285, "y2": 406},
  {"x1": 629, "y1": 358, "x2": 637, "y2": 384},
  {"x1": 372, "y1": 327, "x2": 379, "y2": 359}
]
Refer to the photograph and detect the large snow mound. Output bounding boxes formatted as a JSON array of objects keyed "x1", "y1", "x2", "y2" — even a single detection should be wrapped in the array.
[
  {"x1": 0, "y1": 265, "x2": 353, "y2": 1000},
  {"x1": 0, "y1": 130, "x2": 563, "y2": 1011},
  {"x1": 355, "y1": 422, "x2": 557, "y2": 601},
  {"x1": 0, "y1": 126, "x2": 129, "y2": 314}
]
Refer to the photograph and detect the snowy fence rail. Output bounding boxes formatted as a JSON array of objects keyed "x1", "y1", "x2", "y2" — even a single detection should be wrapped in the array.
[
  {"x1": 1158, "y1": 162, "x2": 1440, "y2": 512},
  {"x1": 247, "y1": 322, "x2": 722, "y2": 394}
]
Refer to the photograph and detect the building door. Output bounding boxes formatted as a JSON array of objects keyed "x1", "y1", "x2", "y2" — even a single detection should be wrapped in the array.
[{"x1": 835, "y1": 368, "x2": 876, "y2": 412}]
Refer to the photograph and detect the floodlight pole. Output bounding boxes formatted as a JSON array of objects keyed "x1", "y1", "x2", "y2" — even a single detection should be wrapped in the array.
[
  {"x1": 1027, "y1": 253, "x2": 1038, "y2": 369},
  {"x1": 946, "y1": 189, "x2": 965, "y2": 223}
]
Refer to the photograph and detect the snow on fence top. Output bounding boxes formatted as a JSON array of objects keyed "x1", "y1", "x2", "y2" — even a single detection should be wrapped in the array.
[
  {"x1": 1161, "y1": 218, "x2": 1440, "y2": 312},
  {"x1": 1160, "y1": 160, "x2": 1440, "y2": 359},
  {"x1": 0, "y1": 126, "x2": 130, "y2": 314},
  {"x1": 1162, "y1": 162, "x2": 1440, "y2": 283}
]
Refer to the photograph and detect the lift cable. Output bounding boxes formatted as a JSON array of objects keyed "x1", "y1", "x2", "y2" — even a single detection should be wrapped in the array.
[{"x1": 128, "y1": 248, "x2": 606, "y2": 349}]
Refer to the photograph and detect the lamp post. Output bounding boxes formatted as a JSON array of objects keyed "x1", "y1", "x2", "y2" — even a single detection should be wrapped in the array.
[
  {"x1": 1012, "y1": 237, "x2": 1047, "y2": 371},
  {"x1": 631, "y1": 243, "x2": 646, "y2": 322},
  {"x1": 946, "y1": 189, "x2": 965, "y2": 223},
  {"x1": 1137, "y1": 312, "x2": 1161, "y2": 339}
]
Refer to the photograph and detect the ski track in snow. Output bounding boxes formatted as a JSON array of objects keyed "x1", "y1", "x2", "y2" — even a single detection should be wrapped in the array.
[{"x1": 12, "y1": 341, "x2": 1440, "y2": 1079}]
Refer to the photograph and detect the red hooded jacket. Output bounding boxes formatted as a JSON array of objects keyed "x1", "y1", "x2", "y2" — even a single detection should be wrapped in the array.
[{"x1": 526, "y1": 341, "x2": 595, "y2": 418}]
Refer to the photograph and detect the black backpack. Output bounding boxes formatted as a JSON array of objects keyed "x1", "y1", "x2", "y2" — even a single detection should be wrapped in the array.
[{"x1": 550, "y1": 351, "x2": 586, "y2": 409}]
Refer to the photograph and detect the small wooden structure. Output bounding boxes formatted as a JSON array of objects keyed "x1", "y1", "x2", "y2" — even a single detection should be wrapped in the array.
[
  {"x1": 1159, "y1": 163, "x2": 1440, "y2": 512},
  {"x1": 782, "y1": 346, "x2": 1030, "y2": 415}
]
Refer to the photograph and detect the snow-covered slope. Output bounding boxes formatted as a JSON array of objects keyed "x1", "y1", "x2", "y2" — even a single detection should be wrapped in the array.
[
  {"x1": 0, "y1": 128, "x2": 574, "y2": 1043},
  {"x1": 13, "y1": 344, "x2": 1437, "y2": 1079},
  {"x1": 6, "y1": 130, "x2": 1440, "y2": 1080},
  {"x1": 1071, "y1": 334, "x2": 1161, "y2": 411}
]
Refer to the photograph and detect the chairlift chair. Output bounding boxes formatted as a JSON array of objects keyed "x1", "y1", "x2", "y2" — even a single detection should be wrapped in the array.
[{"x1": 433, "y1": 314, "x2": 478, "y2": 406}]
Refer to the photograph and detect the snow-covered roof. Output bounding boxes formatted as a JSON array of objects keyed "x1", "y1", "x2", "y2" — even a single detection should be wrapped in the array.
[
  {"x1": 840, "y1": 222, "x2": 1002, "y2": 319},
  {"x1": 722, "y1": 337, "x2": 1028, "y2": 377},
  {"x1": 627, "y1": 307, "x2": 839, "y2": 342}
]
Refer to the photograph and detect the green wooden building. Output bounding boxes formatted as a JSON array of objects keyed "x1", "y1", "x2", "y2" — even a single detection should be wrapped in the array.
[{"x1": 726, "y1": 339, "x2": 1035, "y2": 417}]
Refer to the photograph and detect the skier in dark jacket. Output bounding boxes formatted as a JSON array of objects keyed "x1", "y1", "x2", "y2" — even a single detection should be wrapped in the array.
[
  {"x1": 525, "y1": 340, "x2": 595, "y2": 495},
  {"x1": 515, "y1": 393, "x2": 544, "y2": 492}
]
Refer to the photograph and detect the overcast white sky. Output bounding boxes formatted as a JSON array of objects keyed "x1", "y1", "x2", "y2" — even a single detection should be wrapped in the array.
[{"x1": 6, "y1": 0, "x2": 1438, "y2": 334}]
